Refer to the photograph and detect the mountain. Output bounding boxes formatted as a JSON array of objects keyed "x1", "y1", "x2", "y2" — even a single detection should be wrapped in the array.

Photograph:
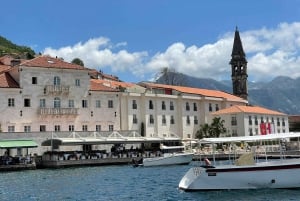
[
  {"x1": 156, "y1": 72, "x2": 300, "y2": 115},
  {"x1": 0, "y1": 36, "x2": 35, "y2": 59}
]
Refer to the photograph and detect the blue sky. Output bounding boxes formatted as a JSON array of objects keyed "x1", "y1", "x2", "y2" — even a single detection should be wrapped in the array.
[{"x1": 1, "y1": 0, "x2": 300, "y2": 83}]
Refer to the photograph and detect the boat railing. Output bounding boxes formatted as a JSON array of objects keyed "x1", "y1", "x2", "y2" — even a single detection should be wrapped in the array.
[{"x1": 0, "y1": 155, "x2": 34, "y2": 166}]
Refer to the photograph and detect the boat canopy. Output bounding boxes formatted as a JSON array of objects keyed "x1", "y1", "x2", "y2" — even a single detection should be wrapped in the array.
[
  {"x1": 200, "y1": 132, "x2": 300, "y2": 144},
  {"x1": 41, "y1": 137, "x2": 181, "y2": 147},
  {"x1": 0, "y1": 139, "x2": 38, "y2": 149}
]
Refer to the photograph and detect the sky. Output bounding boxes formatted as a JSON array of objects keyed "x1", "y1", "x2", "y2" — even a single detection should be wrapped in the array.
[{"x1": 1, "y1": 0, "x2": 300, "y2": 83}]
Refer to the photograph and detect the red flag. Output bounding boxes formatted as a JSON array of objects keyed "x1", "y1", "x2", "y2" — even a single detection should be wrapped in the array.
[
  {"x1": 260, "y1": 123, "x2": 266, "y2": 135},
  {"x1": 266, "y1": 123, "x2": 271, "y2": 134}
]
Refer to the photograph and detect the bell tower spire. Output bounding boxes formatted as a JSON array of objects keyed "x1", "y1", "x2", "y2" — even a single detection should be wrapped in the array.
[{"x1": 230, "y1": 27, "x2": 248, "y2": 100}]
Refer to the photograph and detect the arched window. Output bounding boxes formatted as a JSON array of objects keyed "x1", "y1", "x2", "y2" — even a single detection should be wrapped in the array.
[
  {"x1": 54, "y1": 76, "x2": 61, "y2": 86},
  {"x1": 54, "y1": 97, "x2": 61, "y2": 108}
]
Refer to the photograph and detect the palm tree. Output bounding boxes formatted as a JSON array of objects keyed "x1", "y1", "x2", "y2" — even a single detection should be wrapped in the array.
[
  {"x1": 196, "y1": 117, "x2": 226, "y2": 139},
  {"x1": 210, "y1": 117, "x2": 226, "y2": 138}
]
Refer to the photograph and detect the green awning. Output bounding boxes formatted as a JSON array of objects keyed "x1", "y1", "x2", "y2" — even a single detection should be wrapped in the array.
[{"x1": 0, "y1": 140, "x2": 38, "y2": 149}]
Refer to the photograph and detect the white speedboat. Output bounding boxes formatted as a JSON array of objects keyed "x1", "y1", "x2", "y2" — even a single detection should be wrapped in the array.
[
  {"x1": 142, "y1": 144, "x2": 194, "y2": 167},
  {"x1": 179, "y1": 132, "x2": 300, "y2": 191}
]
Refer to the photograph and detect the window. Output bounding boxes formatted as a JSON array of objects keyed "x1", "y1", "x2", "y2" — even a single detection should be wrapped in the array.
[
  {"x1": 232, "y1": 129, "x2": 237, "y2": 137},
  {"x1": 8, "y1": 126, "x2": 15, "y2": 132},
  {"x1": 209, "y1": 103, "x2": 212, "y2": 112},
  {"x1": 75, "y1": 79, "x2": 80, "y2": 86},
  {"x1": 32, "y1": 77, "x2": 37, "y2": 84},
  {"x1": 82, "y1": 125, "x2": 88, "y2": 131},
  {"x1": 54, "y1": 76, "x2": 60, "y2": 85},
  {"x1": 170, "y1": 101, "x2": 174, "y2": 111},
  {"x1": 69, "y1": 125, "x2": 74, "y2": 131},
  {"x1": 40, "y1": 99, "x2": 46, "y2": 108},
  {"x1": 277, "y1": 118, "x2": 280, "y2": 126},
  {"x1": 133, "y1": 114, "x2": 138, "y2": 124},
  {"x1": 162, "y1": 115, "x2": 166, "y2": 124},
  {"x1": 54, "y1": 125, "x2": 60, "y2": 132},
  {"x1": 186, "y1": 116, "x2": 190, "y2": 125},
  {"x1": 150, "y1": 115, "x2": 154, "y2": 124},
  {"x1": 249, "y1": 128, "x2": 253, "y2": 136},
  {"x1": 162, "y1": 101, "x2": 166, "y2": 110},
  {"x1": 8, "y1": 98, "x2": 15, "y2": 107},
  {"x1": 96, "y1": 125, "x2": 101, "y2": 132},
  {"x1": 109, "y1": 125, "x2": 114, "y2": 131},
  {"x1": 24, "y1": 126, "x2": 31, "y2": 132},
  {"x1": 170, "y1": 115, "x2": 175, "y2": 124},
  {"x1": 186, "y1": 102, "x2": 190, "y2": 111},
  {"x1": 149, "y1": 100, "x2": 153, "y2": 110},
  {"x1": 54, "y1": 97, "x2": 61, "y2": 108},
  {"x1": 215, "y1": 104, "x2": 219, "y2": 111},
  {"x1": 108, "y1": 100, "x2": 113, "y2": 108},
  {"x1": 249, "y1": 116, "x2": 252, "y2": 125},
  {"x1": 282, "y1": 118, "x2": 285, "y2": 126},
  {"x1": 260, "y1": 117, "x2": 264, "y2": 123},
  {"x1": 24, "y1": 98, "x2": 31, "y2": 107},
  {"x1": 194, "y1": 116, "x2": 198, "y2": 124},
  {"x1": 231, "y1": 116, "x2": 237, "y2": 126},
  {"x1": 82, "y1": 100, "x2": 88, "y2": 108},
  {"x1": 69, "y1": 100, "x2": 75, "y2": 108},
  {"x1": 193, "y1": 103, "x2": 197, "y2": 111},
  {"x1": 96, "y1": 100, "x2": 101, "y2": 108},
  {"x1": 132, "y1": 100, "x2": 137, "y2": 109},
  {"x1": 254, "y1": 116, "x2": 258, "y2": 125},
  {"x1": 40, "y1": 125, "x2": 46, "y2": 132}
]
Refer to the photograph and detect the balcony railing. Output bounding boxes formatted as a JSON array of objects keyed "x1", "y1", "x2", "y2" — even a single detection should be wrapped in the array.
[
  {"x1": 39, "y1": 108, "x2": 78, "y2": 115},
  {"x1": 45, "y1": 85, "x2": 69, "y2": 95}
]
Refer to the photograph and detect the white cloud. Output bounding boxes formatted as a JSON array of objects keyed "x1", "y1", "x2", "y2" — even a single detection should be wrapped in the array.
[{"x1": 43, "y1": 22, "x2": 300, "y2": 82}]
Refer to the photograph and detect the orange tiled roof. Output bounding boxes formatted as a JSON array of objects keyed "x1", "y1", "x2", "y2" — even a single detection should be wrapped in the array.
[
  {"x1": 90, "y1": 79, "x2": 120, "y2": 92},
  {"x1": 212, "y1": 105, "x2": 286, "y2": 115},
  {"x1": 21, "y1": 56, "x2": 88, "y2": 70},
  {"x1": 140, "y1": 82, "x2": 245, "y2": 102}
]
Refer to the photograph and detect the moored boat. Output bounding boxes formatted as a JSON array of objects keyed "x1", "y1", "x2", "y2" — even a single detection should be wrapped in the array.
[
  {"x1": 179, "y1": 132, "x2": 300, "y2": 191},
  {"x1": 141, "y1": 144, "x2": 194, "y2": 167}
]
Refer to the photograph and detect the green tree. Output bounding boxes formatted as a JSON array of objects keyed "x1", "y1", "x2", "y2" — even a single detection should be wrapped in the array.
[
  {"x1": 71, "y1": 58, "x2": 84, "y2": 66},
  {"x1": 195, "y1": 123, "x2": 210, "y2": 139},
  {"x1": 196, "y1": 117, "x2": 226, "y2": 139}
]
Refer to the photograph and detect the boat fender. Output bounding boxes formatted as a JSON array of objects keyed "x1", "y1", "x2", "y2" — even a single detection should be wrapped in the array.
[{"x1": 204, "y1": 158, "x2": 211, "y2": 166}]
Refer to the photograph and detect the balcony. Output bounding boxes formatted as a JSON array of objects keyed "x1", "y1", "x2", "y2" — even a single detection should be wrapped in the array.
[
  {"x1": 45, "y1": 85, "x2": 69, "y2": 95},
  {"x1": 39, "y1": 108, "x2": 78, "y2": 115}
]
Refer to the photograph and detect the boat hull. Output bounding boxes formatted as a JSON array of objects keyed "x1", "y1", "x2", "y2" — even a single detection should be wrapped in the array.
[
  {"x1": 143, "y1": 153, "x2": 194, "y2": 167},
  {"x1": 179, "y1": 160, "x2": 300, "y2": 190}
]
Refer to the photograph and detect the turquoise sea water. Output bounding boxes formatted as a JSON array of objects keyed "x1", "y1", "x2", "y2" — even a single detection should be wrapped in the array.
[{"x1": 1, "y1": 162, "x2": 300, "y2": 201}]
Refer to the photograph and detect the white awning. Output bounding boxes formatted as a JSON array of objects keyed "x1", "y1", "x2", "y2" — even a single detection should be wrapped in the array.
[{"x1": 200, "y1": 132, "x2": 300, "y2": 144}]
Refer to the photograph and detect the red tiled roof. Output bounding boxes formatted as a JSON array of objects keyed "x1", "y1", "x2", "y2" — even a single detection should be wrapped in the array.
[
  {"x1": 0, "y1": 65, "x2": 12, "y2": 73},
  {"x1": 21, "y1": 56, "x2": 88, "y2": 70},
  {"x1": 140, "y1": 82, "x2": 245, "y2": 102},
  {"x1": 96, "y1": 79, "x2": 135, "y2": 88},
  {"x1": 0, "y1": 55, "x2": 14, "y2": 65},
  {"x1": 0, "y1": 71, "x2": 19, "y2": 88},
  {"x1": 90, "y1": 79, "x2": 120, "y2": 92},
  {"x1": 212, "y1": 105, "x2": 286, "y2": 115},
  {"x1": 89, "y1": 69, "x2": 120, "y2": 81}
]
